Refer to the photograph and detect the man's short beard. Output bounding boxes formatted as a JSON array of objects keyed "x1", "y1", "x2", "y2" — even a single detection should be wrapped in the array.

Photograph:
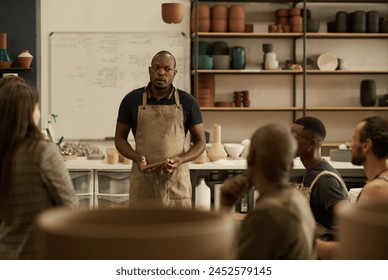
[{"x1": 351, "y1": 153, "x2": 365, "y2": 166}]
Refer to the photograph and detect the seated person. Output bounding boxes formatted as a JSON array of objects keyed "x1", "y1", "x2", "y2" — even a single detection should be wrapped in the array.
[{"x1": 221, "y1": 123, "x2": 316, "y2": 259}]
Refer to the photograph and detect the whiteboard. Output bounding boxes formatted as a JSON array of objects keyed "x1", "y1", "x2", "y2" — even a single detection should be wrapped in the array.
[{"x1": 49, "y1": 32, "x2": 190, "y2": 140}]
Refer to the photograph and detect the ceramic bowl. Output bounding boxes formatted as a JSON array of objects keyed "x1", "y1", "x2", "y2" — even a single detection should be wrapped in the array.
[
  {"x1": 161, "y1": 3, "x2": 184, "y2": 24},
  {"x1": 223, "y1": 143, "x2": 244, "y2": 160},
  {"x1": 213, "y1": 55, "x2": 230, "y2": 69},
  {"x1": 198, "y1": 55, "x2": 213, "y2": 69}
]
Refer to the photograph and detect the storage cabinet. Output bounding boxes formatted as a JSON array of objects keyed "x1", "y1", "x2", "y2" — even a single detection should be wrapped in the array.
[
  {"x1": 69, "y1": 170, "x2": 94, "y2": 209},
  {"x1": 94, "y1": 171, "x2": 130, "y2": 208},
  {"x1": 191, "y1": 0, "x2": 388, "y2": 143}
]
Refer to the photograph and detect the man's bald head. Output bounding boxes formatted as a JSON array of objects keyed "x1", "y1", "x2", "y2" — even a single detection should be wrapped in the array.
[{"x1": 248, "y1": 123, "x2": 297, "y2": 184}]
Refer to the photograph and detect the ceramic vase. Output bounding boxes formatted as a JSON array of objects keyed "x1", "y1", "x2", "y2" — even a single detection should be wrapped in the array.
[
  {"x1": 17, "y1": 50, "x2": 33, "y2": 69},
  {"x1": 360, "y1": 80, "x2": 376, "y2": 106},
  {"x1": 161, "y1": 3, "x2": 184, "y2": 24},
  {"x1": 0, "y1": 33, "x2": 12, "y2": 69},
  {"x1": 207, "y1": 124, "x2": 227, "y2": 161}
]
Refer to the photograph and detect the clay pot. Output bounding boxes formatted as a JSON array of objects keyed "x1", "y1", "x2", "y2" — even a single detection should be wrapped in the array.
[
  {"x1": 192, "y1": 18, "x2": 211, "y2": 32},
  {"x1": 161, "y1": 3, "x2": 184, "y2": 24},
  {"x1": 290, "y1": 16, "x2": 303, "y2": 25},
  {"x1": 229, "y1": 18, "x2": 245, "y2": 32},
  {"x1": 289, "y1": 7, "x2": 300, "y2": 17},
  {"x1": 229, "y1": 5, "x2": 245, "y2": 19},
  {"x1": 197, "y1": 4, "x2": 210, "y2": 18},
  {"x1": 276, "y1": 17, "x2": 289, "y2": 25},
  {"x1": 212, "y1": 19, "x2": 228, "y2": 32},
  {"x1": 17, "y1": 50, "x2": 33, "y2": 69},
  {"x1": 276, "y1": 9, "x2": 289, "y2": 18},
  {"x1": 244, "y1": 24, "x2": 254, "y2": 33},
  {"x1": 207, "y1": 124, "x2": 227, "y2": 162},
  {"x1": 215, "y1": 101, "x2": 233, "y2": 107},
  {"x1": 212, "y1": 4, "x2": 228, "y2": 19}
]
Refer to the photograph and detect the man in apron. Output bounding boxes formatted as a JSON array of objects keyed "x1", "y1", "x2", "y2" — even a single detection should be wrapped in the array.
[{"x1": 115, "y1": 50, "x2": 205, "y2": 208}]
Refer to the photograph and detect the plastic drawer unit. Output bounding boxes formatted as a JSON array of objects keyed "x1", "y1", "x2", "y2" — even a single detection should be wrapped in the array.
[
  {"x1": 94, "y1": 171, "x2": 130, "y2": 209},
  {"x1": 77, "y1": 194, "x2": 94, "y2": 209},
  {"x1": 95, "y1": 194, "x2": 130, "y2": 208},
  {"x1": 95, "y1": 171, "x2": 130, "y2": 194},
  {"x1": 69, "y1": 170, "x2": 93, "y2": 194}
]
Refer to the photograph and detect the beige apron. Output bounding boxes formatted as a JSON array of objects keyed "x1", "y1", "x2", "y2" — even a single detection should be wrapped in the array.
[{"x1": 129, "y1": 87, "x2": 192, "y2": 208}]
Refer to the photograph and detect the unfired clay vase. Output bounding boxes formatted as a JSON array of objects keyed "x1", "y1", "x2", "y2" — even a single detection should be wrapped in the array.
[
  {"x1": 36, "y1": 207, "x2": 236, "y2": 259},
  {"x1": 161, "y1": 3, "x2": 184, "y2": 24},
  {"x1": 207, "y1": 124, "x2": 227, "y2": 161}
]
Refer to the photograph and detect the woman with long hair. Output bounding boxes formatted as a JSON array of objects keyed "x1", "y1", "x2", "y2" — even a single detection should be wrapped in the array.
[{"x1": 0, "y1": 78, "x2": 78, "y2": 259}]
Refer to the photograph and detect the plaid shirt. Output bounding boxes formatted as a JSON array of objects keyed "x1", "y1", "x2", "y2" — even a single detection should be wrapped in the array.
[{"x1": 0, "y1": 140, "x2": 78, "y2": 259}]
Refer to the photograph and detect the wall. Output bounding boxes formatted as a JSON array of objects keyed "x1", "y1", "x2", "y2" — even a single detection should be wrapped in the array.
[
  {"x1": 40, "y1": 0, "x2": 190, "y2": 140},
  {"x1": 0, "y1": 0, "x2": 37, "y2": 85},
  {"x1": 39, "y1": 0, "x2": 388, "y2": 144}
]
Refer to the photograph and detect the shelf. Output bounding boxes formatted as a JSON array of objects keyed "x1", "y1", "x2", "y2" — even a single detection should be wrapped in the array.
[
  {"x1": 193, "y1": 32, "x2": 303, "y2": 38},
  {"x1": 306, "y1": 33, "x2": 388, "y2": 39},
  {"x1": 201, "y1": 107, "x2": 302, "y2": 111},
  {"x1": 192, "y1": 69, "x2": 303, "y2": 74},
  {"x1": 192, "y1": 69, "x2": 388, "y2": 75},
  {"x1": 305, "y1": 107, "x2": 388, "y2": 111},
  {"x1": 306, "y1": 70, "x2": 388, "y2": 74},
  {"x1": 194, "y1": 32, "x2": 388, "y2": 39},
  {"x1": 197, "y1": 0, "x2": 388, "y2": 4},
  {"x1": 0, "y1": 68, "x2": 33, "y2": 72}
]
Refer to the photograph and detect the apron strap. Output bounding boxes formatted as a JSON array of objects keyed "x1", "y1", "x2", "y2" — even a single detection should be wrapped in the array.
[
  {"x1": 174, "y1": 88, "x2": 180, "y2": 108},
  {"x1": 142, "y1": 87, "x2": 147, "y2": 109}
]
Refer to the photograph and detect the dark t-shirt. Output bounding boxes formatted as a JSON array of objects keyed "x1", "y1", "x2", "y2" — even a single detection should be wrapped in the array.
[
  {"x1": 303, "y1": 159, "x2": 349, "y2": 229},
  {"x1": 117, "y1": 85, "x2": 203, "y2": 137}
]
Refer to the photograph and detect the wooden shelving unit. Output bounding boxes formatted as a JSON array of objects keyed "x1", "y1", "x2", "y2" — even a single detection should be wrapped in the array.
[{"x1": 192, "y1": 0, "x2": 388, "y2": 127}]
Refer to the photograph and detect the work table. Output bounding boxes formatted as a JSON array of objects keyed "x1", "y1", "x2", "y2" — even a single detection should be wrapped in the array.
[{"x1": 65, "y1": 156, "x2": 366, "y2": 177}]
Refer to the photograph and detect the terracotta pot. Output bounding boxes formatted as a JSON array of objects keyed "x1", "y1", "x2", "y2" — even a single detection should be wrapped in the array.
[
  {"x1": 198, "y1": 4, "x2": 211, "y2": 18},
  {"x1": 290, "y1": 16, "x2": 303, "y2": 25},
  {"x1": 289, "y1": 7, "x2": 300, "y2": 17},
  {"x1": 276, "y1": 9, "x2": 289, "y2": 18},
  {"x1": 229, "y1": 18, "x2": 245, "y2": 32},
  {"x1": 212, "y1": 19, "x2": 228, "y2": 32},
  {"x1": 192, "y1": 18, "x2": 211, "y2": 32},
  {"x1": 212, "y1": 4, "x2": 228, "y2": 19},
  {"x1": 17, "y1": 50, "x2": 33, "y2": 69},
  {"x1": 229, "y1": 4, "x2": 245, "y2": 19},
  {"x1": 276, "y1": 17, "x2": 289, "y2": 25},
  {"x1": 161, "y1": 3, "x2": 184, "y2": 24}
]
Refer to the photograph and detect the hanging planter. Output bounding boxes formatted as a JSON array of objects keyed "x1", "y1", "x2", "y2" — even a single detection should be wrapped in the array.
[{"x1": 161, "y1": 2, "x2": 184, "y2": 24}]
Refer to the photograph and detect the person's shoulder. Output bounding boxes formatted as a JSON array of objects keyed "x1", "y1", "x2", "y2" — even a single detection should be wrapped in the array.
[
  {"x1": 123, "y1": 87, "x2": 144, "y2": 100},
  {"x1": 361, "y1": 179, "x2": 388, "y2": 199},
  {"x1": 177, "y1": 88, "x2": 195, "y2": 100}
]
